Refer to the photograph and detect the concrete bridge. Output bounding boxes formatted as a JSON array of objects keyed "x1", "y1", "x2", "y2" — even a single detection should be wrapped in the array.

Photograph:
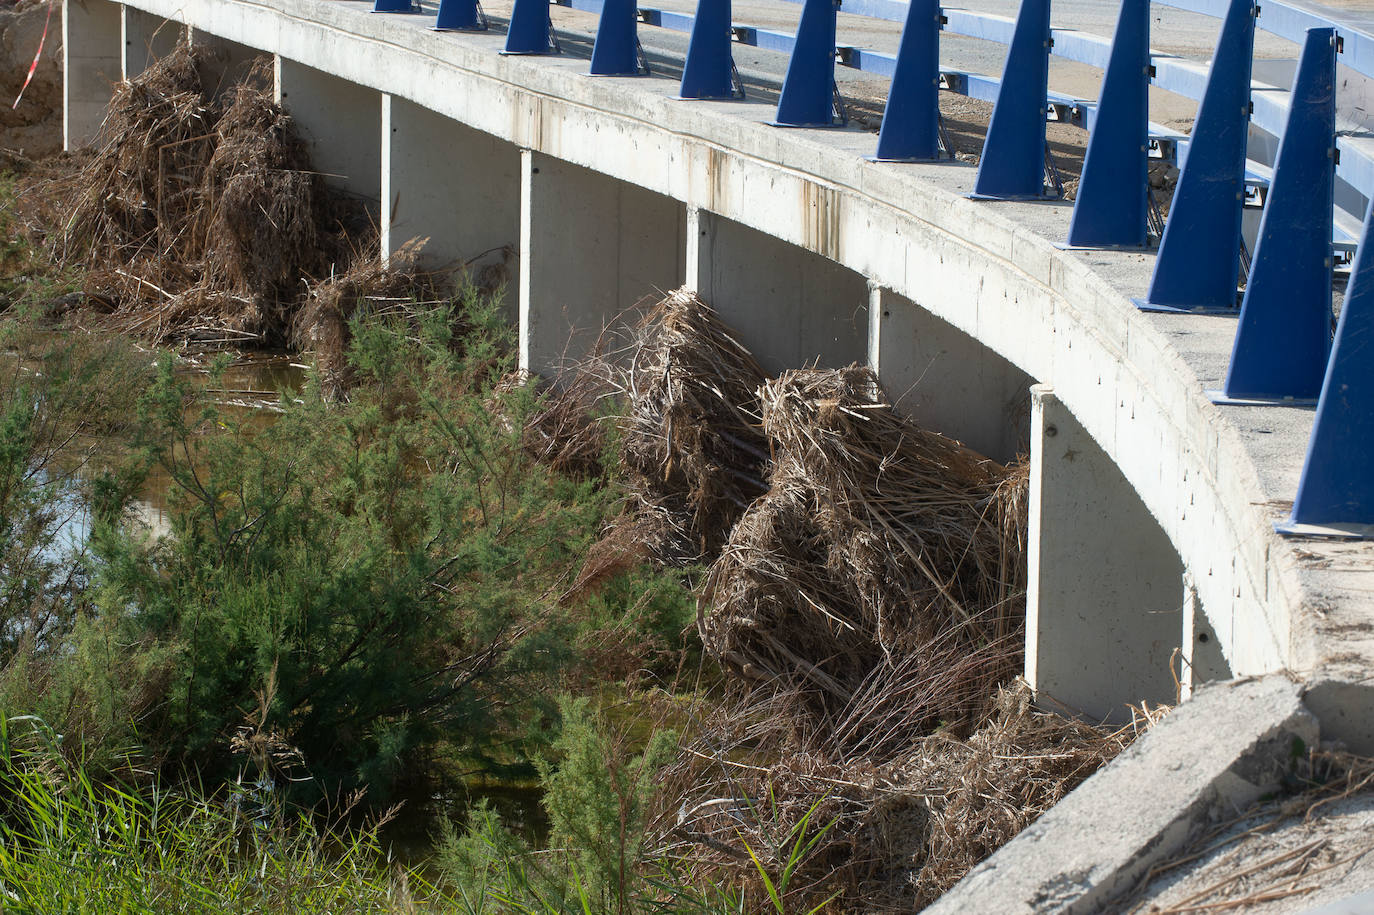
[{"x1": 61, "y1": 0, "x2": 1374, "y2": 905}]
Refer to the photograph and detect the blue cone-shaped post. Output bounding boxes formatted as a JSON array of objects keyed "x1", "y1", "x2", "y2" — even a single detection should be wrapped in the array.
[
  {"x1": 1279, "y1": 198, "x2": 1374, "y2": 537},
  {"x1": 1215, "y1": 28, "x2": 1336, "y2": 403},
  {"x1": 679, "y1": 0, "x2": 735, "y2": 99},
  {"x1": 435, "y1": 0, "x2": 484, "y2": 30},
  {"x1": 873, "y1": 0, "x2": 941, "y2": 160},
  {"x1": 1140, "y1": 0, "x2": 1255, "y2": 311},
  {"x1": 504, "y1": 0, "x2": 556, "y2": 53},
  {"x1": 1066, "y1": 0, "x2": 1149, "y2": 246},
  {"x1": 591, "y1": 0, "x2": 641, "y2": 75},
  {"x1": 373, "y1": 0, "x2": 414, "y2": 10},
  {"x1": 973, "y1": 0, "x2": 1051, "y2": 198},
  {"x1": 774, "y1": 0, "x2": 838, "y2": 126}
]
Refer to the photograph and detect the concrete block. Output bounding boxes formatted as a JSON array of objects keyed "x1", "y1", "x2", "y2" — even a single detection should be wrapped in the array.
[
  {"x1": 1027, "y1": 385, "x2": 1184, "y2": 720},
  {"x1": 693, "y1": 210, "x2": 868, "y2": 375},
  {"x1": 276, "y1": 56, "x2": 382, "y2": 209},
  {"x1": 381, "y1": 95, "x2": 520, "y2": 280},
  {"x1": 924, "y1": 675, "x2": 1318, "y2": 915}
]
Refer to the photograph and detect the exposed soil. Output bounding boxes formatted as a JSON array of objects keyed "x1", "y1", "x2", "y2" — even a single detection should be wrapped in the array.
[{"x1": 0, "y1": 0, "x2": 62, "y2": 158}]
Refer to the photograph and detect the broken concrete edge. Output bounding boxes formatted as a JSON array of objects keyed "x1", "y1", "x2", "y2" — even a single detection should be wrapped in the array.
[
  {"x1": 1304, "y1": 676, "x2": 1374, "y2": 757},
  {"x1": 923, "y1": 675, "x2": 1319, "y2": 915}
]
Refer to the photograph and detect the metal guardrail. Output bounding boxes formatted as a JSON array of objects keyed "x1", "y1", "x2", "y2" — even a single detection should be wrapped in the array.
[
  {"x1": 567, "y1": 0, "x2": 1374, "y2": 227},
  {"x1": 418, "y1": 0, "x2": 1374, "y2": 534}
]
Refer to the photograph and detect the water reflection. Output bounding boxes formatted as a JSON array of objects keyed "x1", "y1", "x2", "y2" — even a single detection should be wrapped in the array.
[{"x1": 47, "y1": 351, "x2": 306, "y2": 552}]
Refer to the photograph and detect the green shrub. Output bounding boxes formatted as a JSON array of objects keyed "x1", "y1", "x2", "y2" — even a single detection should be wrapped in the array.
[{"x1": 86, "y1": 293, "x2": 693, "y2": 800}]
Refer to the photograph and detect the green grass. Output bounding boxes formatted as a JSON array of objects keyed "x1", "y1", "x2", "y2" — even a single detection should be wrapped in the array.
[{"x1": 0, "y1": 717, "x2": 441, "y2": 913}]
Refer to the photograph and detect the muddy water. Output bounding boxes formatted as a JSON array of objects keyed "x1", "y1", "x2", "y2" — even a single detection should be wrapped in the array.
[{"x1": 45, "y1": 351, "x2": 308, "y2": 546}]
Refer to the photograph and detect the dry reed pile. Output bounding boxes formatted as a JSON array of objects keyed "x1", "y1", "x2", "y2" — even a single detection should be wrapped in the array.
[
  {"x1": 699, "y1": 365, "x2": 1028, "y2": 736},
  {"x1": 551, "y1": 288, "x2": 1153, "y2": 911},
  {"x1": 291, "y1": 240, "x2": 445, "y2": 394},
  {"x1": 34, "y1": 43, "x2": 403, "y2": 350},
  {"x1": 656, "y1": 681, "x2": 1157, "y2": 912},
  {"x1": 617, "y1": 289, "x2": 770, "y2": 559}
]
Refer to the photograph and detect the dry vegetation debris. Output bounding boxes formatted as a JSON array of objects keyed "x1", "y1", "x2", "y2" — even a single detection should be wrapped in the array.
[
  {"x1": 22, "y1": 42, "x2": 437, "y2": 360},
  {"x1": 533, "y1": 288, "x2": 1149, "y2": 911},
  {"x1": 618, "y1": 288, "x2": 771, "y2": 559},
  {"x1": 655, "y1": 681, "x2": 1159, "y2": 911},
  {"x1": 1126, "y1": 749, "x2": 1374, "y2": 913},
  {"x1": 700, "y1": 365, "x2": 1026, "y2": 735}
]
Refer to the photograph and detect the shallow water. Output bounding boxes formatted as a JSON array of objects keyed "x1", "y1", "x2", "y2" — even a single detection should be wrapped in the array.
[{"x1": 40, "y1": 350, "x2": 307, "y2": 547}]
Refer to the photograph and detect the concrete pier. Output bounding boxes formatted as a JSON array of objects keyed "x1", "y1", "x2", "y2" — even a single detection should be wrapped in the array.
[
  {"x1": 1027, "y1": 385, "x2": 1185, "y2": 721},
  {"x1": 381, "y1": 96, "x2": 521, "y2": 278},
  {"x1": 274, "y1": 57, "x2": 382, "y2": 209},
  {"x1": 1182, "y1": 572, "x2": 1232, "y2": 700},
  {"x1": 120, "y1": 5, "x2": 180, "y2": 81},
  {"x1": 63, "y1": 0, "x2": 121, "y2": 149},
  {"x1": 519, "y1": 150, "x2": 686, "y2": 374},
  {"x1": 689, "y1": 208, "x2": 868, "y2": 375},
  {"x1": 868, "y1": 285, "x2": 1031, "y2": 464},
  {"x1": 188, "y1": 28, "x2": 261, "y2": 100}
]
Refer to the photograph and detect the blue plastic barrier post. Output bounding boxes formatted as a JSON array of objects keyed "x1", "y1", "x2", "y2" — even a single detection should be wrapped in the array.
[
  {"x1": 372, "y1": 0, "x2": 416, "y2": 11},
  {"x1": 1136, "y1": 0, "x2": 1256, "y2": 312},
  {"x1": 872, "y1": 0, "x2": 941, "y2": 160},
  {"x1": 971, "y1": 0, "x2": 1051, "y2": 198},
  {"x1": 1277, "y1": 197, "x2": 1374, "y2": 539},
  {"x1": 1064, "y1": 0, "x2": 1148, "y2": 246},
  {"x1": 504, "y1": 0, "x2": 558, "y2": 54},
  {"x1": 774, "y1": 0, "x2": 840, "y2": 127},
  {"x1": 1210, "y1": 28, "x2": 1336, "y2": 405},
  {"x1": 434, "y1": 0, "x2": 486, "y2": 31},
  {"x1": 679, "y1": 0, "x2": 737, "y2": 98},
  {"x1": 591, "y1": 0, "x2": 644, "y2": 75}
]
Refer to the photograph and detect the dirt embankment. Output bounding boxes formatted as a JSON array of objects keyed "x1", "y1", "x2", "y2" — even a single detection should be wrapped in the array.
[{"x1": 1, "y1": 0, "x2": 62, "y2": 158}]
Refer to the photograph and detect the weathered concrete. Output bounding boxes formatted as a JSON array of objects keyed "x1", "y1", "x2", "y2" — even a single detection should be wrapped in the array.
[
  {"x1": 868, "y1": 284, "x2": 1031, "y2": 463},
  {"x1": 381, "y1": 95, "x2": 521, "y2": 277},
  {"x1": 120, "y1": 4, "x2": 178, "y2": 81},
  {"x1": 1027, "y1": 386, "x2": 1185, "y2": 721},
  {"x1": 520, "y1": 150, "x2": 686, "y2": 374},
  {"x1": 924, "y1": 676, "x2": 1319, "y2": 914},
  {"x1": 62, "y1": 0, "x2": 120, "y2": 149},
  {"x1": 274, "y1": 56, "x2": 382, "y2": 208},
  {"x1": 188, "y1": 27, "x2": 262, "y2": 101},
  {"x1": 690, "y1": 208, "x2": 869, "y2": 375},
  {"x1": 1182, "y1": 572, "x2": 1232, "y2": 700}
]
